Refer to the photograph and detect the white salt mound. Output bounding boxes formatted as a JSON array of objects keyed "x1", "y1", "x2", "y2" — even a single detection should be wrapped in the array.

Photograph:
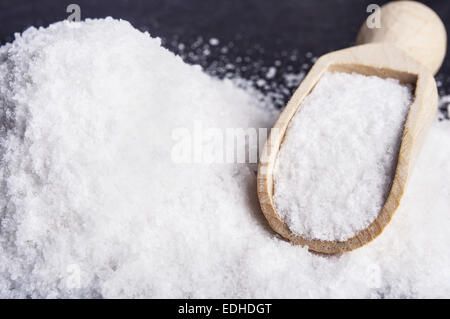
[
  {"x1": 273, "y1": 72, "x2": 411, "y2": 241},
  {"x1": 0, "y1": 18, "x2": 450, "y2": 298}
]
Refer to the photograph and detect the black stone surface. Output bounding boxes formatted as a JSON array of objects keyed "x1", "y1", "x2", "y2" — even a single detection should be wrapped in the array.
[{"x1": 0, "y1": 0, "x2": 449, "y2": 117}]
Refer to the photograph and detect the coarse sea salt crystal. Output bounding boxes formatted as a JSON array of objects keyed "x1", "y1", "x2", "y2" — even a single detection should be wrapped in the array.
[
  {"x1": 0, "y1": 18, "x2": 450, "y2": 298},
  {"x1": 273, "y1": 72, "x2": 412, "y2": 241}
]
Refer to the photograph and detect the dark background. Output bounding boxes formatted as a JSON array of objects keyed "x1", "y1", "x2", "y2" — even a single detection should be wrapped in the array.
[{"x1": 0, "y1": 0, "x2": 449, "y2": 117}]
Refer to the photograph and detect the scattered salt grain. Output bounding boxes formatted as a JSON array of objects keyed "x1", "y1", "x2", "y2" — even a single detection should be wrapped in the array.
[
  {"x1": 256, "y1": 79, "x2": 266, "y2": 87},
  {"x1": 266, "y1": 67, "x2": 277, "y2": 79},
  {"x1": 273, "y1": 72, "x2": 412, "y2": 241},
  {"x1": 209, "y1": 38, "x2": 219, "y2": 46},
  {"x1": 283, "y1": 72, "x2": 305, "y2": 88},
  {"x1": 0, "y1": 18, "x2": 449, "y2": 299}
]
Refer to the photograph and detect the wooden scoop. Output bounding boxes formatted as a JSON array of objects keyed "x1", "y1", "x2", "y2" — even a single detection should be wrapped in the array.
[{"x1": 257, "y1": 1, "x2": 447, "y2": 254}]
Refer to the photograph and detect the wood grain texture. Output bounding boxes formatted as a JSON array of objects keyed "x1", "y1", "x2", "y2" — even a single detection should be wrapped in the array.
[{"x1": 257, "y1": 0, "x2": 444, "y2": 254}]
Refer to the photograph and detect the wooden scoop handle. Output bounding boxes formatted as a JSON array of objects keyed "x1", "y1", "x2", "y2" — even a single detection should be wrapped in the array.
[{"x1": 356, "y1": 1, "x2": 447, "y2": 75}]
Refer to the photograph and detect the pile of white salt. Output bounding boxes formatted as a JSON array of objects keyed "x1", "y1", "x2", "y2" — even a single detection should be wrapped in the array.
[
  {"x1": 273, "y1": 72, "x2": 411, "y2": 241},
  {"x1": 0, "y1": 18, "x2": 450, "y2": 298}
]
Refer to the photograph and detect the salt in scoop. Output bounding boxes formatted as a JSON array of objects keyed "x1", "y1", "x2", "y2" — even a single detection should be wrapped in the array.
[{"x1": 257, "y1": 1, "x2": 447, "y2": 254}]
